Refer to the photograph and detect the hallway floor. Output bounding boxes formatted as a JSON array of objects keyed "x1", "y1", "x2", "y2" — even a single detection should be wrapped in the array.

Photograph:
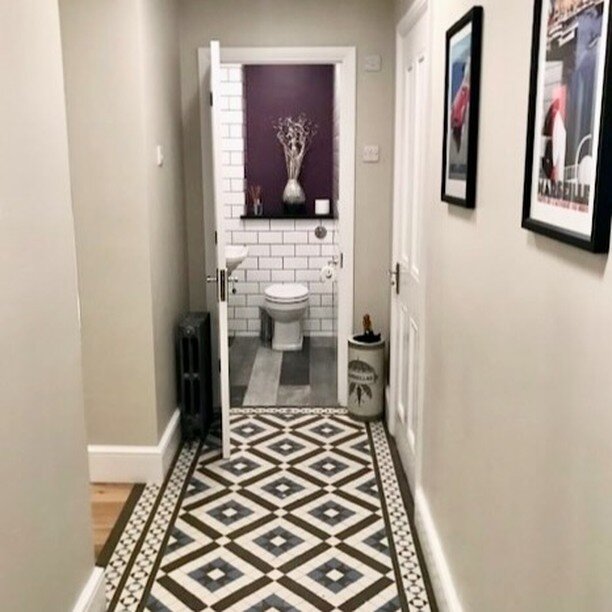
[{"x1": 103, "y1": 408, "x2": 433, "y2": 611}]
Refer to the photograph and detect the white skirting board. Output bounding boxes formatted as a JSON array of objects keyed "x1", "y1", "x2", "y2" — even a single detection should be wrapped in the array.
[
  {"x1": 72, "y1": 566, "x2": 105, "y2": 612},
  {"x1": 88, "y1": 409, "x2": 181, "y2": 483},
  {"x1": 415, "y1": 487, "x2": 464, "y2": 612}
]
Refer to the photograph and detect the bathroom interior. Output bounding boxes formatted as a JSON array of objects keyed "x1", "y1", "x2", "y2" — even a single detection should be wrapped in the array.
[{"x1": 221, "y1": 63, "x2": 341, "y2": 408}]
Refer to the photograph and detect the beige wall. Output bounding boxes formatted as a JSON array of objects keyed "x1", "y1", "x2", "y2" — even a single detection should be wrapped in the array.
[
  {"x1": 394, "y1": 0, "x2": 612, "y2": 609},
  {"x1": 141, "y1": 0, "x2": 190, "y2": 438},
  {"x1": 60, "y1": 0, "x2": 188, "y2": 446},
  {"x1": 178, "y1": 0, "x2": 396, "y2": 337},
  {"x1": 0, "y1": 1, "x2": 94, "y2": 609}
]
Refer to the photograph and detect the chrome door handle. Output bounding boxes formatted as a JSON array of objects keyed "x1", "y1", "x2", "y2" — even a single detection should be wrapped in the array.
[{"x1": 206, "y1": 273, "x2": 218, "y2": 284}]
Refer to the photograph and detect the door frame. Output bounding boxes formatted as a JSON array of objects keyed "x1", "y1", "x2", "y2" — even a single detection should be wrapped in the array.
[
  {"x1": 197, "y1": 45, "x2": 357, "y2": 407},
  {"x1": 388, "y1": 0, "x2": 431, "y2": 490}
]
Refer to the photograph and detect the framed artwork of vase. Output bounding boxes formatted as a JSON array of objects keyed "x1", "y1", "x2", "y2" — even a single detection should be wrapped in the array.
[
  {"x1": 441, "y1": 6, "x2": 484, "y2": 208},
  {"x1": 523, "y1": 0, "x2": 612, "y2": 252}
]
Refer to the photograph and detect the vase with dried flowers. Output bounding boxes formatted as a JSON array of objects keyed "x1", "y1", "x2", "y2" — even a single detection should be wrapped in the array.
[
  {"x1": 247, "y1": 184, "x2": 263, "y2": 216},
  {"x1": 273, "y1": 113, "x2": 318, "y2": 213}
]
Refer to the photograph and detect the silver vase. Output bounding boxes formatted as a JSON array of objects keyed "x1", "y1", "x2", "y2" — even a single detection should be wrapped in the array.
[{"x1": 282, "y1": 178, "x2": 306, "y2": 206}]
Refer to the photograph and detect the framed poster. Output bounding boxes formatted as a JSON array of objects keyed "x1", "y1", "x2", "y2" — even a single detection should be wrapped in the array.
[
  {"x1": 523, "y1": 0, "x2": 612, "y2": 252},
  {"x1": 441, "y1": 7, "x2": 484, "y2": 208}
]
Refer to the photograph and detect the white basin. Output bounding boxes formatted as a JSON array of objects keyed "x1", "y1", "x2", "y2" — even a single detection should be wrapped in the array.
[{"x1": 226, "y1": 245, "x2": 248, "y2": 273}]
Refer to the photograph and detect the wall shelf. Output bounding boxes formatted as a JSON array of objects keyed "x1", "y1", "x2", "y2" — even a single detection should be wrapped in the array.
[{"x1": 240, "y1": 213, "x2": 336, "y2": 220}]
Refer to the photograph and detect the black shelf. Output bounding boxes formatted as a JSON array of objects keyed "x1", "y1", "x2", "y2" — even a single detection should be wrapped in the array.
[{"x1": 240, "y1": 213, "x2": 336, "y2": 220}]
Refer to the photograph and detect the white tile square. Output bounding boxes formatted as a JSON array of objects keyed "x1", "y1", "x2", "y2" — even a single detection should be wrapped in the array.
[
  {"x1": 259, "y1": 257, "x2": 283, "y2": 270},
  {"x1": 284, "y1": 257, "x2": 308, "y2": 269},
  {"x1": 270, "y1": 219, "x2": 295, "y2": 230},
  {"x1": 283, "y1": 231, "x2": 308, "y2": 244},
  {"x1": 296, "y1": 270, "x2": 320, "y2": 282},
  {"x1": 271, "y1": 270, "x2": 295, "y2": 282},
  {"x1": 270, "y1": 244, "x2": 294, "y2": 257},
  {"x1": 232, "y1": 231, "x2": 258, "y2": 244},
  {"x1": 259, "y1": 232, "x2": 283, "y2": 244},
  {"x1": 247, "y1": 269, "x2": 270, "y2": 282},
  {"x1": 295, "y1": 244, "x2": 320, "y2": 256}
]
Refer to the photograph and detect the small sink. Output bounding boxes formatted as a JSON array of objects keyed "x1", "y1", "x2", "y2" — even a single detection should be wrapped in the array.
[{"x1": 226, "y1": 245, "x2": 248, "y2": 274}]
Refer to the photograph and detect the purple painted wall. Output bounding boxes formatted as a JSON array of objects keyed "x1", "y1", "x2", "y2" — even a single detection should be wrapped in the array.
[{"x1": 244, "y1": 65, "x2": 334, "y2": 216}]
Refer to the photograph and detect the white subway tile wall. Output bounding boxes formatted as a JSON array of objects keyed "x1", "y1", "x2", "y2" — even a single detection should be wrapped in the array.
[{"x1": 220, "y1": 64, "x2": 339, "y2": 336}]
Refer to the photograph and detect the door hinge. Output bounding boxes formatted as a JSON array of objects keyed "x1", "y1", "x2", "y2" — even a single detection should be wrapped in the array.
[
  {"x1": 214, "y1": 230, "x2": 218, "y2": 245},
  {"x1": 340, "y1": 252, "x2": 344, "y2": 268},
  {"x1": 218, "y1": 359, "x2": 221, "y2": 373},
  {"x1": 210, "y1": 91, "x2": 213, "y2": 106}
]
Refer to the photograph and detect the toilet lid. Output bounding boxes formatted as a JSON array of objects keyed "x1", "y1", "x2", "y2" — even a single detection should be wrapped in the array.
[{"x1": 264, "y1": 283, "x2": 309, "y2": 303}]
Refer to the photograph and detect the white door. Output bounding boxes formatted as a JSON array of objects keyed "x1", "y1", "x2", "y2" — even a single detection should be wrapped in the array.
[
  {"x1": 389, "y1": 9, "x2": 429, "y2": 491},
  {"x1": 209, "y1": 40, "x2": 231, "y2": 458}
]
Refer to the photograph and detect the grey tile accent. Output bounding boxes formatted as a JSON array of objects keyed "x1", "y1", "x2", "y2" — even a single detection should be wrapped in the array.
[
  {"x1": 279, "y1": 337, "x2": 310, "y2": 386},
  {"x1": 277, "y1": 385, "x2": 311, "y2": 406},
  {"x1": 242, "y1": 346, "x2": 283, "y2": 406},
  {"x1": 310, "y1": 344, "x2": 337, "y2": 406},
  {"x1": 229, "y1": 336, "x2": 259, "y2": 387}
]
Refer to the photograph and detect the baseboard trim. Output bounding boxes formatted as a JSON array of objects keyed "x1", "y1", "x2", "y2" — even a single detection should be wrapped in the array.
[
  {"x1": 72, "y1": 566, "x2": 105, "y2": 612},
  {"x1": 415, "y1": 487, "x2": 464, "y2": 612},
  {"x1": 88, "y1": 409, "x2": 181, "y2": 483}
]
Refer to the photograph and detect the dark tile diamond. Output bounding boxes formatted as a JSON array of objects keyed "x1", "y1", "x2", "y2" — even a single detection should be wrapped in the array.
[
  {"x1": 364, "y1": 529, "x2": 390, "y2": 555},
  {"x1": 273, "y1": 413, "x2": 304, "y2": 421},
  {"x1": 309, "y1": 456, "x2": 349, "y2": 478},
  {"x1": 165, "y1": 526, "x2": 194, "y2": 555},
  {"x1": 254, "y1": 526, "x2": 304, "y2": 556},
  {"x1": 261, "y1": 476, "x2": 305, "y2": 500},
  {"x1": 245, "y1": 594, "x2": 299, "y2": 612},
  {"x1": 232, "y1": 423, "x2": 266, "y2": 438},
  {"x1": 185, "y1": 477, "x2": 209, "y2": 498},
  {"x1": 356, "y1": 477, "x2": 379, "y2": 498},
  {"x1": 188, "y1": 557, "x2": 243, "y2": 593},
  {"x1": 307, "y1": 558, "x2": 363, "y2": 594},
  {"x1": 267, "y1": 437, "x2": 306, "y2": 456},
  {"x1": 351, "y1": 439, "x2": 370, "y2": 455},
  {"x1": 207, "y1": 500, "x2": 253, "y2": 525},
  {"x1": 219, "y1": 456, "x2": 260, "y2": 476},
  {"x1": 145, "y1": 594, "x2": 172, "y2": 612},
  {"x1": 375, "y1": 596, "x2": 401, "y2": 611},
  {"x1": 309, "y1": 500, "x2": 355, "y2": 526},
  {"x1": 309, "y1": 423, "x2": 344, "y2": 438}
]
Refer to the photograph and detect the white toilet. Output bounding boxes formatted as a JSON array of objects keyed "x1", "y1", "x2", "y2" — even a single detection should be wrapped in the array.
[{"x1": 264, "y1": 283, "x2": 309, "y2": 351}]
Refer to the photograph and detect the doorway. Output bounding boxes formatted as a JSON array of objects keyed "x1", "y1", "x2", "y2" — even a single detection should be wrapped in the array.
[
  {"x1": 389, "y1": 1, "x2": 430, "y2": 492},
  {"x1": 199, "y1": 45, "x2": 356, "y2": 455}
]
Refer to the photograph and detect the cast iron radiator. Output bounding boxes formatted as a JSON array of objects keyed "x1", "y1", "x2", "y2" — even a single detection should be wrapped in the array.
[{"x1": 176, "y1": 312, "x2": 214, "y2": 443}]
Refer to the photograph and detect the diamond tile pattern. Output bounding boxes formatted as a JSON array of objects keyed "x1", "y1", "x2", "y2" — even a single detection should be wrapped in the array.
[{"x1": 105, "y1": 408, "x2": 431, "y2": 611}]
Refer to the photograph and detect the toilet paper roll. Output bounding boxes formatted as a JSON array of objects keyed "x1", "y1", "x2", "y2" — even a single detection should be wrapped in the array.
[{"x1": 320, "y1": 264, "x2": 337, "y2": 282}]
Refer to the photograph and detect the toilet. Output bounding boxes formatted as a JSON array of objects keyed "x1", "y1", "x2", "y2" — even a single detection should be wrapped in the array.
[{"x1": 264, "y1": 283, "x2": 309, "y2": 351}]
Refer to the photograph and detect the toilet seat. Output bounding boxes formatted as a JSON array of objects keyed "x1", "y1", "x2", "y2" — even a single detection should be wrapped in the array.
[{"x1": 264, "y1": 283, "x2": 309, "y2": 304}]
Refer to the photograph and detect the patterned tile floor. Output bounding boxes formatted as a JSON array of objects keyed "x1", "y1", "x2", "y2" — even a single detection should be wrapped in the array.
[{"x1": 104, "y1": 408, "x2": 434, "y2": 611}]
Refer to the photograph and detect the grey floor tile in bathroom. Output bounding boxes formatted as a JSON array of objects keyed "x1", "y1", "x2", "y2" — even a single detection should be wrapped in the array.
[
  {"x1": 277, "y1": 384, "x2": 311, "y2": 406},
  {"x1": 310, "y1": 340, "x2": 338, "y2": 406},
  {"x1": 279, "y1": 337, "x2": 310, "y2": 386},
  {"x1": 242, "y1": 346, "x2": 283, "y2": 406}
]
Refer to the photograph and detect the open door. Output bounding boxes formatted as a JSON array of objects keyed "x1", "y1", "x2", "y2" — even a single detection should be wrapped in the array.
[{"x1": 208, "y1": 40, "x2": 231, "y2": 458}]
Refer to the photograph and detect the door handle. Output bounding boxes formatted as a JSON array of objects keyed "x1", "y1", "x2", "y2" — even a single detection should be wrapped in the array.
[
  {"x1": 388, "y1": 263, "x2": 400, "y2": 295},
  {"x1": 206, "y1": 269, "x2": 227, "y2": 302}
]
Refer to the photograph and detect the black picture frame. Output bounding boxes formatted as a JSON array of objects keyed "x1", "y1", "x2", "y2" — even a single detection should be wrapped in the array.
[
  {"x1": 522, "y1": 0, "x2": 612, "y2": 253},
  {"x1": 441, "y1": 6, "x2": 483, "y2": 209}
]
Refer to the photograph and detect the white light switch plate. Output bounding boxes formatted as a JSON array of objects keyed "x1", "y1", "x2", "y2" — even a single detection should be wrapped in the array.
[
  {"x1": 156, "y1": 145, "x2": 164, "y2": 167},
  {"x1": 363, "y1": 145, "x2": 380, "y2": 163},
  {"x1": 364, "y1": 55, "x2": 382, "y2": 72}
]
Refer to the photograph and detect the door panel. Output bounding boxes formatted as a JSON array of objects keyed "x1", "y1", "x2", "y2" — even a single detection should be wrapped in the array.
[
  {"x1": 209, "y1": 41, "x2": 231, "y2": 458},
  {"x1": 389, "y1": 11, "x2": 428, "y2": 490}
]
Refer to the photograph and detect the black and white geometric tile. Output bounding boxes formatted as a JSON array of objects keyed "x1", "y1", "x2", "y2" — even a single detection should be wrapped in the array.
[{"x1": 105, "y1": 408, "x2": 432, "y2": 611}]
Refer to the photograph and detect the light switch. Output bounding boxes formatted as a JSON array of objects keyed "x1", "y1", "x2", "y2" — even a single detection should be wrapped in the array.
[
  {"x1": 363, "y1": 145, "x2": 380, "y2": 163},
  {"x1": 364, "y1": 54, "x2": 382, "y2": 72},
  {"x1": 156, "y1": 145, "x2": 164, "y2": 167}
]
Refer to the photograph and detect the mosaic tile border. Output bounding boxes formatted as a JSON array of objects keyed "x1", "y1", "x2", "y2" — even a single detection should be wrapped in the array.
[{"x1": 104, "y1": 408, "x2": 432, "y2": 611}]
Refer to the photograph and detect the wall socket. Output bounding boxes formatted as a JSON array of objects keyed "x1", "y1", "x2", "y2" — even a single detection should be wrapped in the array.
[{"x1": 362, "y1": 145, "x2": 380, "y2": 163}]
